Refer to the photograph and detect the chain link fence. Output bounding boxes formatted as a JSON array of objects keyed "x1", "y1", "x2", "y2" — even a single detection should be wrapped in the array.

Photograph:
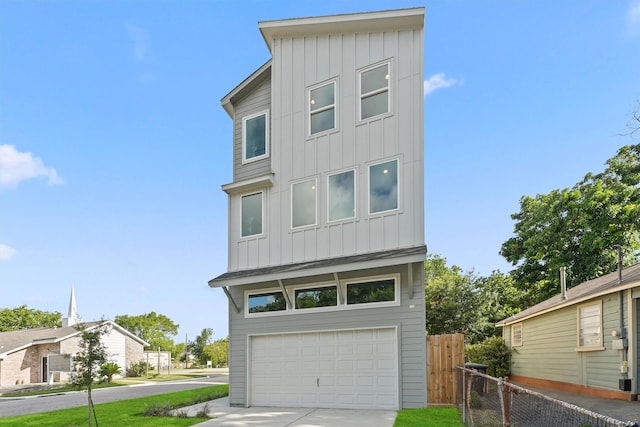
[{"x1": 456, "y1": 366, "x2": 639, "y2": 427}]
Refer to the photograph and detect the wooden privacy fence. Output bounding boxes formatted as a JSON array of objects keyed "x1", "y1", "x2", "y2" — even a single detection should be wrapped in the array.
[{"x1": 427, "y1": 333, "x2": 465, "y2": 404}]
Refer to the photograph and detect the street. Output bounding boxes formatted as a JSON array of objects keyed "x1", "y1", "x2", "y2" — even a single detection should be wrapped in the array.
[{"x1": 0, "y1": 373, "x2": 228, "y2": 418}]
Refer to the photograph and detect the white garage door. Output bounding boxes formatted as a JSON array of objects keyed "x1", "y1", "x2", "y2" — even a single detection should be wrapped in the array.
[{"x1": 250, "y1": 327, "x2": 398, "y2": 410}]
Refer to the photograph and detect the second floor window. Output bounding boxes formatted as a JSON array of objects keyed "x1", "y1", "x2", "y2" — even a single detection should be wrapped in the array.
[
  {"x1": 328, "y1": 170, "x2": 355, "y2": 222},
  {"x1": 360, "y1": 62, "x2": 390, "y2": 120},
  {"x1": 241, "y1": 192, "x2": 263, "y2": 237},
  {"x1": 309, "y1": 81, "x2": 336, "y2": 135},
  {"x1": 369, "y1": 159, "x2": 398, "y2": 214},
  {"x1": 243, "y1": 111, "x2": 268, "y2": 163},
  {"x1": 292, "y1": 179, "x2": 317, "y2": 228}
]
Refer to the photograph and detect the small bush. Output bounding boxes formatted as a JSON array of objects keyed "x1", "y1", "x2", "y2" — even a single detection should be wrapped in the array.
[
  {"x1": 142, "y1": 401, "x2": 173, "y2": 416},
  {"x1": 465, "y1": 336, "x2": 511, "y2": 378},
  {"x1": 126, "y1": 361, "x2": 149, "y2": 377},
  {"x1": 196, "y1": 403, "x2": 209, "y2": 418}
]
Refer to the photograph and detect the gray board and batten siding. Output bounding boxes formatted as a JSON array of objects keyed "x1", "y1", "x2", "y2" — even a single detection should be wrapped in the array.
[{"x1": 223, "y1": 19, "x2": 425, "y2": 274}]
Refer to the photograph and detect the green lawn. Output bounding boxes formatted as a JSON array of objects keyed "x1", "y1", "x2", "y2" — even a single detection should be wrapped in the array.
[
  {"x1": 0, "y1": 384, "x2": 228, "y2": 427},
  {"x1": 394, "y1": 407, "x2": 464, "y2": 427}
]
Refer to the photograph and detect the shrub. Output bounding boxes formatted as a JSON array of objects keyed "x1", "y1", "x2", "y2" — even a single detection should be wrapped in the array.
[
  {"x1": 99, "y1": 362, "x2": 121, "y2": 383},
  {"x1": 126, "y1": 360, "x2": 149, "y2": 377},
  {"x1": 465, "y1": 336, "x2": 511, "y2": 378}
]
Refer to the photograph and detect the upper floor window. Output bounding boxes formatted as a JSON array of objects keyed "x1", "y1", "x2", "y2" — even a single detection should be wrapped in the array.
[
  {"x1": 360, "y1": 62, "x2": 390, "y2": 120},
  {"x1": 291, "y1": 179, "x2": 317, "y2": 228},
  {"x1": 327, "y1": 169, "x2": 356, "y2": 222},
  {"x1": 369, "y1": 159, "x2": 398, "y2": 214},
  {"x1": 511, "y1": 323, "x2": 523, "y2": 347},
  {"x1": 242, "y1": 111, "x2": 269, "y2": 163},
  {"x1": 241, "y1": 192, "x2": 263, "y2": 237},
  {"x1": 309, "y1": 81, "x2": 336, "y2": 135},
  {"x1": 577, "y1": 301, "x2": 603, "y2": 350}
]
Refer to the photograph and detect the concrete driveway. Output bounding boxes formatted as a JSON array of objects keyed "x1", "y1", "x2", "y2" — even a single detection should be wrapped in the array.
[{"x1": 184, "y1": 397, "x2": 397, "y2": 427}]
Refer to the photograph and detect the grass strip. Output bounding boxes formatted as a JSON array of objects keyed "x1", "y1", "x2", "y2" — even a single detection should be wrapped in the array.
[
  {"x1": 0, "y1": 384, "x2": 228, "y2": 427},
  {"x1": 393, "y1": 407, "x2": 464, "y2": 427}
]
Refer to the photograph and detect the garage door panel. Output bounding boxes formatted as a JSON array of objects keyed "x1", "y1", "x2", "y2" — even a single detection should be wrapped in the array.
[{"x1": 251, "y1": 328, "x2": 398, "y2": 410}]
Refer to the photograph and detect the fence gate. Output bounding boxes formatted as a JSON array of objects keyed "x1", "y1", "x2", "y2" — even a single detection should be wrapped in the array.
[{"x1": 427, "y1": 333, "x2": 464, "y2": 404}]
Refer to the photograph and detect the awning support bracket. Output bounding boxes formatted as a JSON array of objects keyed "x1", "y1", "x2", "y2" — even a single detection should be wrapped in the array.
[
  {"x1": 278, "y1": 279, "x2": 292, "y2": 309},
  {"x1": 222, "y1": 286, "x2": 240, "y2": 313}
]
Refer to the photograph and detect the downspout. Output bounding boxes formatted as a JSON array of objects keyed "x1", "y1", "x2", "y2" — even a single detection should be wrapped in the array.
[{"x1": 613, "y1": 245, "x2": 629, "y2": 384}]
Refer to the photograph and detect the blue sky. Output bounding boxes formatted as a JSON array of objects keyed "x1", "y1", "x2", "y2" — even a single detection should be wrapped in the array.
[{"x1": 1, "y1": 1, "x2": 639, "y2": 343}]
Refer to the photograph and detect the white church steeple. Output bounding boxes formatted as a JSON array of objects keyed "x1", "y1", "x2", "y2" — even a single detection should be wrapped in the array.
[{"x1": 62, "y1": 287, "x2": 80, "y2": 327}]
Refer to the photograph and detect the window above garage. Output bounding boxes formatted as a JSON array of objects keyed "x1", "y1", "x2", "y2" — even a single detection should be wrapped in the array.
[{"x1": 244, "y1": 274, "x2": 399, "y2": 318}]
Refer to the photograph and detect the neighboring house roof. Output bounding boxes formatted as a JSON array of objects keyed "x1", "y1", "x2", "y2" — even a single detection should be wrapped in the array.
[
  {"x1": 0, "y1": 320, "x2": 149, "y2": 359},
  {"x1": 209, "y1": 245, "x2": 427, "y2": 287},
  {"x1": 496, "y1": 263, "x2": 640, "y2": 327}
]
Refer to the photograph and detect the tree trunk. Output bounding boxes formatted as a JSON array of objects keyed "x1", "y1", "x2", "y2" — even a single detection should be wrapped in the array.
[{"x1": 87, "y1": 384, "x2": 92, "y2": 427}]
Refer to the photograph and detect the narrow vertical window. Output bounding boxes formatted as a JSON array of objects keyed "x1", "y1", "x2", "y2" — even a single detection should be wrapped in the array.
[
  {"x1": 291, "y1": 179, "x2": 317, "y2": 228},
  {"x1": 360, "y1": 62, "x2": 390, "y2": 120},
  {"x1": 243, "y1": 111, "x2": 268, "y2": 163},
  {"x1": 328, "y1": 170, "x2": 355, "y2": 222},
  {"x1": 369, "y1": 159, "x2": 398, "y2": 214},
  {"x1": 241, "y1": 192, "x2": 263, "y2": 237},
  {"x1": 309, "y1": 82, "x2": 335, "y2": 135},
  {"x1": 511, "y1": 323, "x2": 523, "y2": 347},
  {"x1": 578, "y1": 302, "x2": 602, "y2": 349}
]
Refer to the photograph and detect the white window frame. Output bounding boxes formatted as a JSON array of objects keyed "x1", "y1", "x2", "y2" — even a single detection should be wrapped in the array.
[
  {"x1": 359, "y1": 61, "x2": 391, "y2": 121},
  {"x1": 240, "y1": 191, "x2": 264, "y2": 238},
  {"x1": 577, "y1": 301, "x2": 604, "y2": 351},
  {"x1": 242, "y1": 110, "x2": 269, "y2": 164},
  {"x1": 308, "y1": 79, "x2": 337, "y2": 136},
  {"x1": 341, "y1": 274, "x2": 401, "y2": 310},
  {"x1": 291, "y1": 282, "x2": 339, "y2": 313},
  {"x1": 245, "y1": 288, "x2": 288, "y2": 318},
  {"x1": 327, "y1": 168, "x2": 357, "y2": 223},
  {"x1": 290, "y1": 178, "x2": 318, "y2": 229},
  {"x1": 511, "y1": 323, "x2": 523, "y2": 347},
  {"x1": 368, "y1": 158, "x2": 400, "y2": 215}
]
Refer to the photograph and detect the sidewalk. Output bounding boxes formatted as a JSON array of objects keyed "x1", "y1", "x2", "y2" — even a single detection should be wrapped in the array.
[{"x1": 515, "y1": 383, "x2": 640, "y2": 424}]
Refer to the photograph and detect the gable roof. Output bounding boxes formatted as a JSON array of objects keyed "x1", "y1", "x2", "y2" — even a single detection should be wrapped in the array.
[
  {"x1": 496, "y1": 263, "x2": 640, "y2": 327},
  {"x1": 0, "y1": 320, "x2": 149, "y2": 359}
]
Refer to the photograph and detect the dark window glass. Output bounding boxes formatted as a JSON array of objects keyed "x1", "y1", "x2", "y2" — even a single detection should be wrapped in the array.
[
  {"x1": 248, "y1": 292, "x2": 286, "y2": 313},
  {"x1": 295, "y1": 286, "x2": 338, "y2": 309},
  {"x1": 346, "y1": 279, "x2": 395, "y2": 305}
]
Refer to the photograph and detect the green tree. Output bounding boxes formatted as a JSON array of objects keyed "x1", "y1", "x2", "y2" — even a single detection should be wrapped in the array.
[
  {"x1": 71, "y1": 322, "x2": 110, "y2": 427},
  {"x1": 424, "y1": 254, "x2": 483, "y2": 342},
  {"x1": 474, "y1": 271, "x2": 525, "y2": 338},
  {"x1": 190, "y1": 328, "x2": 214, "y2": 365},
  {"x1": 114, "y1": 312, "x2": 179, "y2": 351},
  {"x1": 500, "y1": 144, "x2": 640, "y2": 306},
  {"x1": 203, "y1": 337, "x2": 229, "y2": 367},
  {"x1": 0, "y1": 305, "x2": 62, "y2": 331}
]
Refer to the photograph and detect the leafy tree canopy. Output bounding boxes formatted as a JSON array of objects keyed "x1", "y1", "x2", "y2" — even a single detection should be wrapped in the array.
[
  {"x1": 189, "y1": 328, "x2": 214, "y2": 365},
  {"x1": 0, "y1": 305, "x2": 62, "y2": 332},
  {"x1": 424, "y1": 254, "x2": 482, "y2": 341},
  {"x1": 500, "y1": 144, "x2": 640, "y2": 306},
  {"x1": 114, "y1": 312, "x2": 178, "y2": 351}
]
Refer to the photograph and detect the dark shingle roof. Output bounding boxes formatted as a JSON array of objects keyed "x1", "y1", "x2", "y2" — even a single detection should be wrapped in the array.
[
  {"x1": 208, "y1": 245, "x2": 427, "y2": 287},
  {"x1": 0, "y1": 320, "x2": 149, "y2": 357},
  {"x1": 497, "y1": 263, "x2": 640, "y2": 326}
]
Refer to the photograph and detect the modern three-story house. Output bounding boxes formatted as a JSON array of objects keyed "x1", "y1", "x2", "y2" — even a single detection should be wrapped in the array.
[{"x1": 209, "y1": 7, "x2": 427, "y2": 410}]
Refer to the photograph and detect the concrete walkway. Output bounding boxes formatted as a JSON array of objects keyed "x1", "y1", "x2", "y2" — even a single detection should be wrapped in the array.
[{"x1": 182, "y1": 397, "x2": 397, "y2": 427}]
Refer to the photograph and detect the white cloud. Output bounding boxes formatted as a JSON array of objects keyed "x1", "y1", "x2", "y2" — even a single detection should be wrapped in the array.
[
  {"x1": 0, "y1": 145, "x2": 63, "y2": 189},
  {"x1": 629, "y1": 1, "x2": 640, "y2": 35},
  {"x1": 126, "y1": 24, "x2": 150, "y2": 61},
  {"x1": 424, "y1": 73, "x2": 459, "y2": 96},
  {"x1": 0, "y1": 244, "x2": 17, "y2": 261}
]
